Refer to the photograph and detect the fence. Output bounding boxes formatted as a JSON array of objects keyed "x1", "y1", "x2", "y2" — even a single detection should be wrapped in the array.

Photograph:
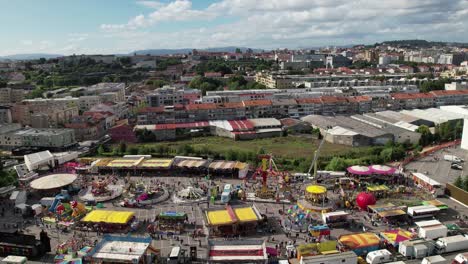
[
  {"x1": 401, "y1": 139, "x2": 461, "y2": 167},
  {"x1": 446, "y1": 183, "x2": 468, "y2": 206}
]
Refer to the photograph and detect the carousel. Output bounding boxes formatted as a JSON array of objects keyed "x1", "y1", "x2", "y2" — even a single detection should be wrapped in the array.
[
  {"x1": 79, "y1": 177, "x2": 123, "y2": 203},
  {"x1": 297, "y1": 185, "x2": 333, "y2": 213},
  {"x1": 120, "y1": 179, "x2": 167, "y2": 207},
  {"x1": 173, "y1": 186, "x2": 207, "y2": 204},
  {"x1": 253, "y1": 155, "x2": 290, "y2": 200}
]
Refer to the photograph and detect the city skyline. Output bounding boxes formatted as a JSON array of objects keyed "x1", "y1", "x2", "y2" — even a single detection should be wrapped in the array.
[{"x1": 1, "y1": 0, "x2": 467, "y2": 56}]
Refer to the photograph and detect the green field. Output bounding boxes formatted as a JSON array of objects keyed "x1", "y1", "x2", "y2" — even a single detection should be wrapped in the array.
[{"x1": 135, "y1": 136, "x2": 352, "y2": 159}]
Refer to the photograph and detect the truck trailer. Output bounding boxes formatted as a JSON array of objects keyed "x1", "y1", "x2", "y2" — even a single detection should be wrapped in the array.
[{"x1": 434, "y1": 235, "x2": 468, "y2": 254}]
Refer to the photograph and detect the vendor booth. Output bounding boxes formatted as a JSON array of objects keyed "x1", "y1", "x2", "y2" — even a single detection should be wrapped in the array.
[
  {"x1": 204, "y1": 205, "x2": 263, "y2": 237},
  {"x1": 79, "y1": 210, "x2": 135, "y2": 233},
  {"x1": 367, "y1": 204, "x2": 407, "y2": 224}
]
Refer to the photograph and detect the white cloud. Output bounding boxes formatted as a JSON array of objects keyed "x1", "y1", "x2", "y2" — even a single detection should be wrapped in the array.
[
  {"x1": 137, "y1": 1, "x2": 163, "y2": 9},
  {"x1": 101, "y1": 0, "x2": 217, "y2": 31},
  {"x1": 21, "y1": 40, "x2": 33, "y2": 46}
]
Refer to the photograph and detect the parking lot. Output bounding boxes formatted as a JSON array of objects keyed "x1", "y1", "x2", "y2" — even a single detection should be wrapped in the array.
[{"x1": 404, "y1": 146, "x2": 468, "y2": 184}]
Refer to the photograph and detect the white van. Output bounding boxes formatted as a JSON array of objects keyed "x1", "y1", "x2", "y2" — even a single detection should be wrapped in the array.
[
  {"x1": 167, "y1": 246, "x2": 181, "y2": 264},
  {"x1": 366, "y1": 249, "x2": 392, "y2": 264}
]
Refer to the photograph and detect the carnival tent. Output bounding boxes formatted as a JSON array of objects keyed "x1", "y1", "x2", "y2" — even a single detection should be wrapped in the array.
[
  {"x1": 369, "y1": 165, "x2": 396, "y2": 175},
  {"x1": 347, "y1": 166, "x2": 372, "y2": 175},
  {"x1": 81, "y1": 210, "x2": 134, "y2": 225},
  {"x1": 30, "y1": 173, "x2": 77, "y2": 190},
  {"x1": 339, "y1": 232, "x2": 380, "y2": 249},
  {"x1": 138, "y1": 159, "x2": 173, "y2": 168},
  {"x1": 175, "y1": 159, "x2": 208, "y2": 168},
  {"x1": 380, "y1": 229, "x2": 414, "y2": 247}
]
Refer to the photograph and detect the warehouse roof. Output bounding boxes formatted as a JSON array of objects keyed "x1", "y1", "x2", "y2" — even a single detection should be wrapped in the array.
[
  {"x1": 374, "y1": 110, "x2": 422, "y2": 124},
  {"x1": 249, "y1": 118, "x2": 282, "y2": 128},
  {"x1": 401, "y1": 108, "x2": 464, "y2": 124},
  {"x1": 302, "y1": 115, "x2": 391, "y2": 138},
  {"x1": 440, "y1": 105, "x2": 468, "y2": 119},
  {"x1": 351, "y1": 115, "x2": 418, "y2": 136}
]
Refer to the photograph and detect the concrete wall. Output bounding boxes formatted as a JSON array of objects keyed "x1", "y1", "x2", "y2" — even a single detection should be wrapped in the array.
[{"x1": 446, "y1": 183, "x2": 468, "y2": 206}]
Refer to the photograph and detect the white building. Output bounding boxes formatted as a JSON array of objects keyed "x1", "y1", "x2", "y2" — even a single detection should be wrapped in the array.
[{"x1": 462, "y1": 118, "x2": 468, "y2": 150}]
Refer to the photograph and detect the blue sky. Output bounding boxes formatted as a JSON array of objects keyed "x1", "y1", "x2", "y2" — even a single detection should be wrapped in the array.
[{"x1": 0, "y1": 0, "x2": 467, "y2": 56}]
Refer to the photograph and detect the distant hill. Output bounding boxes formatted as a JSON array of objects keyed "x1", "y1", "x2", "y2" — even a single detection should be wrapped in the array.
[
  {"x1": 381, "y1": 39, "x2": 468, "y2": 48},
  {"x1": 0, "y1": 53, "x2": 63, "y2": 61},
  {"x1": 131, "y1": 46, "x2": 263, "y2": 55}
]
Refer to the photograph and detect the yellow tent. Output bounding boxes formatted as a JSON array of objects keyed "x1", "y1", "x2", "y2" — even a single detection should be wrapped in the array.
[{"x1": 81, "y1": 210, "x2": 135, "y2": 224}]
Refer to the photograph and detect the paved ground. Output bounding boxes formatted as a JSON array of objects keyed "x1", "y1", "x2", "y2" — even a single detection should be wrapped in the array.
[
  {"x1": 1, "y1": 159, "x2": 468, "y2": 263},
  {"x1": 405, "y1": 146, "x2": 468, "y2": 184}
]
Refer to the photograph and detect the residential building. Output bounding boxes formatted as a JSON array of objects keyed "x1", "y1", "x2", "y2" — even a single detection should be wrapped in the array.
[
  {"x1": 0, "y1": 105, "x2": 12, "y2": 123},
  {"x1": 108, "y1": 119, "x2": 137, "y2": 143},
  {"x1": 70, "y1": 83, "x2": 125, "y2": 102},
  {"x1": 0, "y1": 87, "x2": 26, "y2": 104},
  {"x1": 78, "y1": 96, "x2": 102, "y2": 112},
  {"x1": 391, "y1": 93, "x2": 435, "y2": 110},
  {"x1": 65, "y1": 115, "x2": 106, "y2": 141},
  {"x1": 445, "y1": 82, "x2": 468, "y2": 91},
  {"x1": 255, "y1": 72, "x2": 293, "y2": 89},
  {"x1": 146, "y1": 86, "x2": 201, "y2": 107},
  {"x1": 11, "y1": 98, "x2": 79, "y2": 127},
  {"x1": 0, "y1": 127, "x2": 76, "y2": 149}
]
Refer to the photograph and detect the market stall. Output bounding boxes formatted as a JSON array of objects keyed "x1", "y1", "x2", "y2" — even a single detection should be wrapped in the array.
[
  {"x1": 79, "y1": 210, "x2": 135, "y2": 233},
  {"x1": 204, "y1": 205, "x2": 263, "y2": 237}
]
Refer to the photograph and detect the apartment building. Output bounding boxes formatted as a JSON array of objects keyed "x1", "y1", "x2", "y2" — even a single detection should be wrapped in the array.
[
  {"x1": 11, "y1": 98, "x2": 79, "y2": 127},
  {"x1": 0, "y1": 87, "x2": 26, "y2": 104},
  {"x1": 391, "y1": 93, "x2": 435, "y2": 110},
  {"x1": 255, "y1": 72, "x2": 293, "y2": 89},
  {"x1": 0, "y1": 105, "x2": 12, "y2": 123},
  {"x1": 147, "y1": 86, "x2": 201, "y2": 107},
  {"x1": 0, "y1": 126, "x2": 76, "y2": 149},
  {"x1": 70, "y1": 82, "x2": 125, "y2": 102}
]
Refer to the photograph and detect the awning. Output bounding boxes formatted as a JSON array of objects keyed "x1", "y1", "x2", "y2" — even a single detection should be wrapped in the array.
[{"x1": 377, "y1": 209, "x2": 406, "y2": 218}]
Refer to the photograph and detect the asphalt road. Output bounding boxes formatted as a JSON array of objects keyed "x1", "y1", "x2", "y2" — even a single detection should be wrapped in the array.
[{"x1": 404, "y1": 146, "x2": 468, "y2": 184}]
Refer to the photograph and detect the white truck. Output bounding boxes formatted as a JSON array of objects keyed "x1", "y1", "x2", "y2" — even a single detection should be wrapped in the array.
[
  {"x1": 421, "y1": 255, "x2": 445, "y2": 264},
  {"x1": 366, "y1": 249, "x2": 393, "y2": 264},
  {"x1": 434, "y1": 235, "x2": 468, "y2": 254},
  {"x1": 444, "y1": 154, "x2": 464, "y2": 163},
  {"x1": 453, "y1": 252, "x2": 468, "y2": 264}
]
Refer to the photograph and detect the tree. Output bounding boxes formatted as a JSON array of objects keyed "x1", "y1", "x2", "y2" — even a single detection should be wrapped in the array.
[
  {"x1": 416, "y1": 125, "x2": 433, "y2": 146},
  {"x1": 97, "y1": 145, "x2": 105, "y2": 156},
  {"x1": 0, "y1": 80, "x2": 6, "y2": 88},
  {"x1": 454, "y1": 176, "x2": 464, "y2": 189},
  {"x1": 325, "y1": 157, "x2": 348, "y2": 171},
  {"x1": 117, "y1": 142, "x2": 127, "y2": 155},
  {"x1": 235, "y1": 48, "x2": 242, "y2": 54},
  {"x1": 463, "y1": 176, "x2": 468, "y2": 192},
  {"x1": 128, "y1": 146, "x2": 139, "y2": 155}
]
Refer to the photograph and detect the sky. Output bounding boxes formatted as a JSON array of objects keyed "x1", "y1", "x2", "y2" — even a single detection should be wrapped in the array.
[{"x1": 0, "y1": 0, "x2": 467, "y2": 56}]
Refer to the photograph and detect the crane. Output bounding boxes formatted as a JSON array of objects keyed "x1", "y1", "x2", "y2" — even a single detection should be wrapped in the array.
[{"x1": 307, "y1": 135, "x2": 325, "y2": 180}]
